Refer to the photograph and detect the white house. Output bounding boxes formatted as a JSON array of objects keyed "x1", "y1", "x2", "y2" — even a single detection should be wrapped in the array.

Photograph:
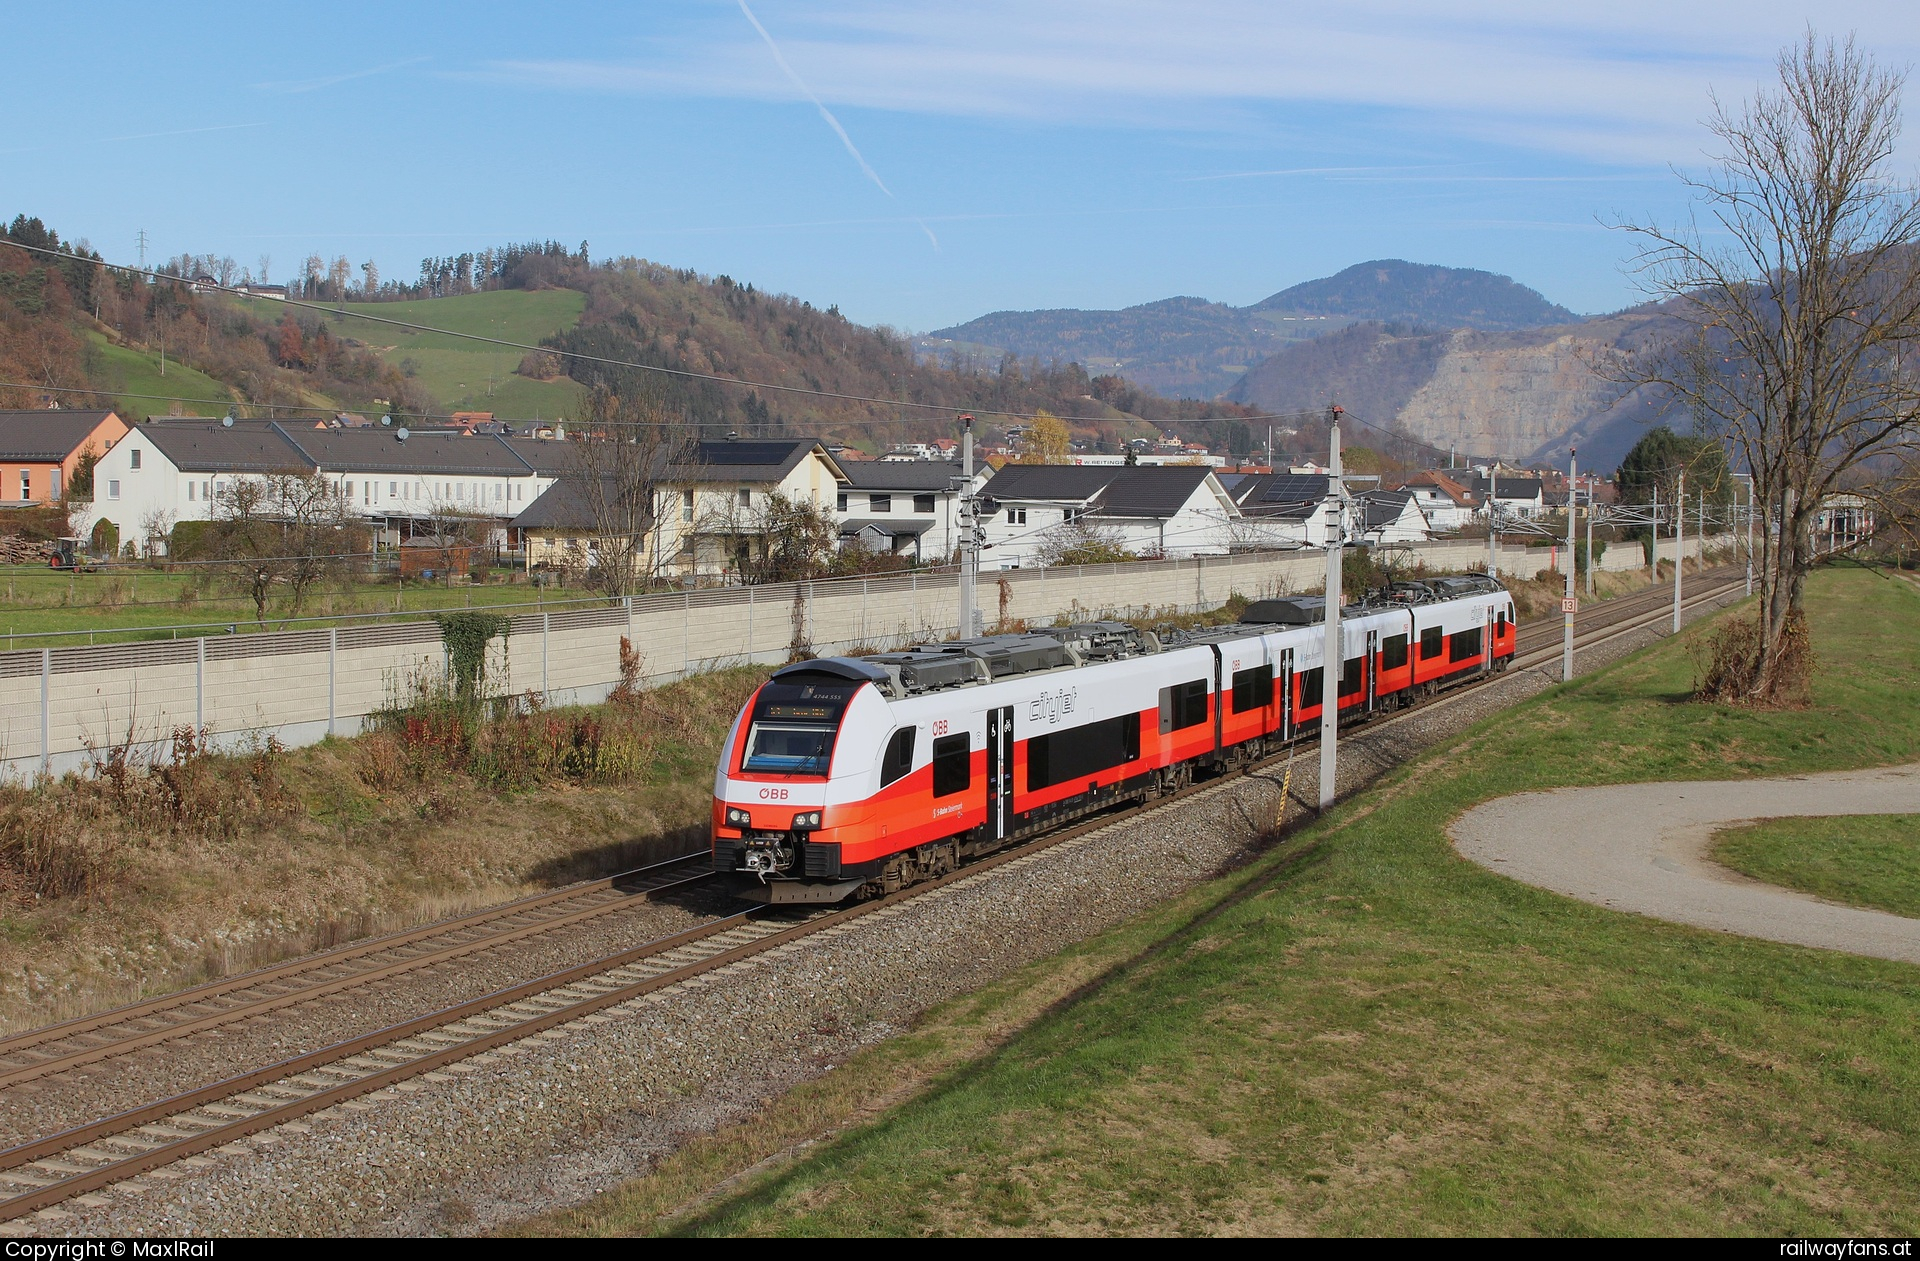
[
  {"x1": 833, "y1": 459, "x2": 983, "y2": 561},
  {"x1": 80, "y1": 418, "x2": 568, "y2": 555},
  {"x1": 976, "y1": 464, "x2": 1239, "y2": 568},
  {"x1": 1399, "y1": 471, "x2": 1480, "y2": 531},
  {"x1": 1467, "y1": 471, "x2": 1546, "y2": 521}
]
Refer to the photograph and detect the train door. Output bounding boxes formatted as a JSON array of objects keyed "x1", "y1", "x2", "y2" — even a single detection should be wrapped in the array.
[
  {"x1": 1279, "y1": 648, "x2": 1294, "y2": 742},
  {"x1": 1483, "y1": 604, "x2": 1496, "y2": 673},
  {"x1": 985, "y1": 705, "x2": 1015, "y2": 840},
  {"x1": 1365, "y1": 629, "x2": 1379, "y2": 713}
]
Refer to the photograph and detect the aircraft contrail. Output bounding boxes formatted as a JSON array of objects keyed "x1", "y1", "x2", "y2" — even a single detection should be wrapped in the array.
[{"x1": 737, "y1": 0, "x2": 938, "y2": 250}]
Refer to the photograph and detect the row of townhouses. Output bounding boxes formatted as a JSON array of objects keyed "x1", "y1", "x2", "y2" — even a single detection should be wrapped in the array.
[{"x1": 3, "y1": 409, "x2": 1602, "y2": 581}]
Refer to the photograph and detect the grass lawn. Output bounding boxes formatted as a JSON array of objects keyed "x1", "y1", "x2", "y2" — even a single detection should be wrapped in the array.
[
  {"x1": 335, "y1": 289, "x2": 585, "y2": 417},
  {"x1": 536, "y1": 567, "x2": 1920, "y2": 1236},
  {"x1": 1715, "y1": 815, "x2": 1920, "y2": 920},
  {"x1": 0, "y1": 565, "x2": 606, "y2": 648},
  {"x1": 84, "y1": 332, "x2": 251, "y2": 421}
]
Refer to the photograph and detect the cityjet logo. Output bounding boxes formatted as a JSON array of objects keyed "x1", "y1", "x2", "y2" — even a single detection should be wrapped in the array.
[{"x1": 1028, "y1": 689, "x2": 1078, "y2": 726}]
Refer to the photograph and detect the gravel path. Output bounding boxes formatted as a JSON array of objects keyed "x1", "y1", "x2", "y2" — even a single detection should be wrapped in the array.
[
  {"x1": 1452, "y1": 765, "x2": 1920, "y2": 964},
  {"x1": 4, "y1": 586, "x2": 1745, "y2": 1237}
]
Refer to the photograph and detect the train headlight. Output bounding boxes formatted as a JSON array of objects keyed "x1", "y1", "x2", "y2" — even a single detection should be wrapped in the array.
[
  {"x1": 725, "y1": 807, "x2": 751, "y2": 828},
  {"x1": 792, "y1": 810, "x2": 822, "y2": 830}
]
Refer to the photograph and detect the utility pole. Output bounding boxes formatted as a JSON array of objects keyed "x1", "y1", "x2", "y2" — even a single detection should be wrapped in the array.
[
  {"x1": 1563, "y1": 449, "x2": 1577, "y2": 683},
  {"x1": 957, "y1": 413, "x2": 977, "y2": 638},
  {"x1": 1487, "y1": 465, "x2": 1498, "y2": 578},
  {"x1": 1584, "y1": 473, "x2": 1596, "y2": 599},
  {"x1": 1672, "y1": 468, "x2": 1685, "y2": 633},
  {"x1": 1745, "y1": 475, "x2": 1755, "y2": 597},
  {"x1": 1319, "y1": 404, "x2": 1346, "y2": 811}
]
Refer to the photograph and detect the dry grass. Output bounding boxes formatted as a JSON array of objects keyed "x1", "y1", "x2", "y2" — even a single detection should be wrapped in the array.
[{"x1": 0, "y1": 667, "x2": 765, "y2": 1033}]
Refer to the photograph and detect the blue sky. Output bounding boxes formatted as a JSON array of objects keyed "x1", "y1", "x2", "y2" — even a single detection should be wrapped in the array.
[{"x1": 5, "y1": 2, "x2": 1916, "y2": 332}]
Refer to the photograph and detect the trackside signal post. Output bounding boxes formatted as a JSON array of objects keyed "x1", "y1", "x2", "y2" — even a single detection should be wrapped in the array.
[{"x1": 1319, "y1": 405, "x2": 1346, "y2": 811}]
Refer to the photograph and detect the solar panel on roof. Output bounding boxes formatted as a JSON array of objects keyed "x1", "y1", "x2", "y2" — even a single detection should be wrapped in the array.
[
  {"x1": 1259, "y1": 474, "x2": 1332, "y2": 504},
  {"x1": 698, "y1": 442, "x2": 801, "y2": 465}
]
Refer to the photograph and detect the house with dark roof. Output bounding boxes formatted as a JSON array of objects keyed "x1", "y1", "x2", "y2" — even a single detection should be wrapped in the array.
[
  {"x1": 1466, "y1": 470, "x2": 1545, "y2": 521},
  {"x1": 833, "y1": 459, "x2": 979, "y2": 561},
  {"x1": 976, "y1": 464, "x2": 1238, "y2": 568},
  {"x1": 0, "y1": 409, "x2": 129, "y2": 506},
  {"x1": 80, "y1": 418, "x2": 568, "y2": 556},
  {"x1": 511, "y1": 438, "x2": 848, "y2": 582}
]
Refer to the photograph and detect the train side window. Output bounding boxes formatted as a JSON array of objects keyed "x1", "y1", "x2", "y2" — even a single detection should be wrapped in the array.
[
  {"x1": 1497, "y1": 608, "x2": 1509, "y2": 631},
  {"x1": 1382, "y1": 634, "x2": 1409, "y2": 670},
  {"x1": 1299, "y1": 667, "x2": 1324, "y2": 704},
  {"x1": 1339, "y1": 656, "x2": 1364, "y2": 697},
  {"x1": 1230, "y1": 665, "x2": 1274, "y2": 714},
  {"x1": 931, "y1": 733, "x2": 970, "y2": 797},
  {"x1": 1158, "y1": 679, "x2": 1209, "y2": 733},
  {"x1": 880, "y1": 727, "x2": 916, "y2": 787},
  {"x1": 1449, "y1": 627, "x2": 1484, "y2": 662},
  {"x1": 1420, "y1": 626, "x2": 1443, "y2": 660}
]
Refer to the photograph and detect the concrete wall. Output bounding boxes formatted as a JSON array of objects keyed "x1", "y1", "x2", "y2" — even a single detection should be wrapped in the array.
[{"x1": 0, "y1": 538, "x2": 1689, "y2": 781}]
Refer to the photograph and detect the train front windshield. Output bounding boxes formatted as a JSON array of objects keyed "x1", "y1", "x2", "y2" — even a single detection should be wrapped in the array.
[{"x1": 740, "y1": 679, "x2": 861, "y2": 775}]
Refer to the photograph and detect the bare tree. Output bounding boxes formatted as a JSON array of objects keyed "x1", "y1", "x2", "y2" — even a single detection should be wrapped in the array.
[
  {"x1": 1037, "y1": 516, "x2": 1135, "y2": 566},
  {"x1": 570, "y1": 382, "x2": 691, "y2": 598},
  {"x1": 213, "y1": 256, "x2": 239, "y2": 287},
  {"x1": 699, "y1": 489, "x2": 838, "y2": 583},
  {"x1": 256, "y1": 254, "x2": 271, "y2": 285},
  {"x1": 361, "y1": 259, "x2": 380, "y2": 296},
  {"x1": 1616, "y1": 32, "x2": 1920, "y2": 701},
  {"x1": 209, "y1": 472, "x2": 354, "y2": 621}
]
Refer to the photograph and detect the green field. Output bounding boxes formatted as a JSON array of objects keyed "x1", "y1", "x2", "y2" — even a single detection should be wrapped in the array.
[
  {"x1": 536, "y1": 569, "x2": 1920, "y2": 1237},
  {"x1": 0, "y1": 565, "x2": 603, "y2": 649},
  {"x1": 84, "y1": 332, "x2": 250, "y2": 421},
  {"x1": 1716, "y1": 814, "x2": 1920, "y2": 920},
  {"x1": 334, "y1": 289, "x2": 586, "y2": 418}
]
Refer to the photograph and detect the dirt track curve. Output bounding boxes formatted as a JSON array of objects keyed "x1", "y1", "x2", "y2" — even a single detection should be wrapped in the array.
[{"x1": 1451, "y1": 764, "x2": 1920, "y2": 965}]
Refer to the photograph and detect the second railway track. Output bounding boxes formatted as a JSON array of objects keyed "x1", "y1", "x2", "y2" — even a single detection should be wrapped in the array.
[{"x1": 0, "y1": 570, "x2": 1747, "y2": 1223}]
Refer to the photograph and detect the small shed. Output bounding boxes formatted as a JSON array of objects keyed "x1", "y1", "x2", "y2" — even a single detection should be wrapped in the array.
[{"x1": 399, "y1": 537, "x2": 474, "y2": 578}]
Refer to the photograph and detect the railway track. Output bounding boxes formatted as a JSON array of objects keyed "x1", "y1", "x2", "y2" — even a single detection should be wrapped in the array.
[
  {"x1": 0, "y1": 851, "x2": 717, "y2": 1094},
  {"x1": 0, "y1": 570, "x2": 1746, "y2": 1223}
]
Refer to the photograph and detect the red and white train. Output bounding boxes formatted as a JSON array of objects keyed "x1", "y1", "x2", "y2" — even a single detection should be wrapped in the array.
[{"x1": 711, "y1": 575, "x2": 1516, "y2": 902}]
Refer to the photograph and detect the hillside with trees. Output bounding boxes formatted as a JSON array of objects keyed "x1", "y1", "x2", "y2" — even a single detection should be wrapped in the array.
[{"x1": 0, "y1": 216, "x2": 1255, "y2": 453}]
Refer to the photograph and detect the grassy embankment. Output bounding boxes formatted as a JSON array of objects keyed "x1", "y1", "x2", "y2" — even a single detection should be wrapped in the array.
[
  {"x1": 337, "y1": 289, "x2": 586, "y2": 419},
  {"x1": 0, "y1": 666, "x2": 765, "y2": 1033},
  {"x1": 1716, "y1": 816, "x2": 1920, "y2": 920},
  {"x1": 527, "y1": 566, "x2": 1920, "y2": 1237},
  {"x1": 83, "y1": 331, "x2": 252, "y2": 421}
]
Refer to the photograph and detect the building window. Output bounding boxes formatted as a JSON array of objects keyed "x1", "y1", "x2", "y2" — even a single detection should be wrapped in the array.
[
  {"x1": 914, "y1": 494, "x2": 935, "y2": 513},
  {"x1": 188, "y1": 482, "x2": 196, "y2": 503},
  {"x1": 49, "y1": 469, "x2": 59, "y2": 499},
  {"x1": 20, "y1": 471, "x2": 29, "y2": 501},
  {"x1": 108, "y1": 479, "x2": 121, "y2": 500},
  {"x1": 738, "y1": 487, "x2": 751, "y2": 508},
  {"x1": 1006, "y1": 507, "x2": 1027, "y2": 525},
  {"x1": 344, "y1": 481, "x2": 354, "y2": 498},
  {"x1": 129, "y1": 449, "x2": 141, "y2": 470},
  {"x1": 682, "y1": 489, "x2": 695, "y2": 522},
  {"x1": 836, "y1": 492, "x2": 848, "y2": 512},
  {"x1": 869, "y1": 493, "x2": 891, "y2": 513}
]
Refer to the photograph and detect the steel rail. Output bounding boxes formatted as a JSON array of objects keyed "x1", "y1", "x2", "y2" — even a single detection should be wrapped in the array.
[
  {"x1": 0, "y1": 852, "x2": 715, "y2": 1087},
  {"x1": 0, "y1": 571, "x2": 1747, "y2": 1222}
]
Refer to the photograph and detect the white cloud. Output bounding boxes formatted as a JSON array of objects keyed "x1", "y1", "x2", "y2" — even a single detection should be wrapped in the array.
[{"x1": 469, "y1": 1, "x2": 1920, "y2": 164}]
